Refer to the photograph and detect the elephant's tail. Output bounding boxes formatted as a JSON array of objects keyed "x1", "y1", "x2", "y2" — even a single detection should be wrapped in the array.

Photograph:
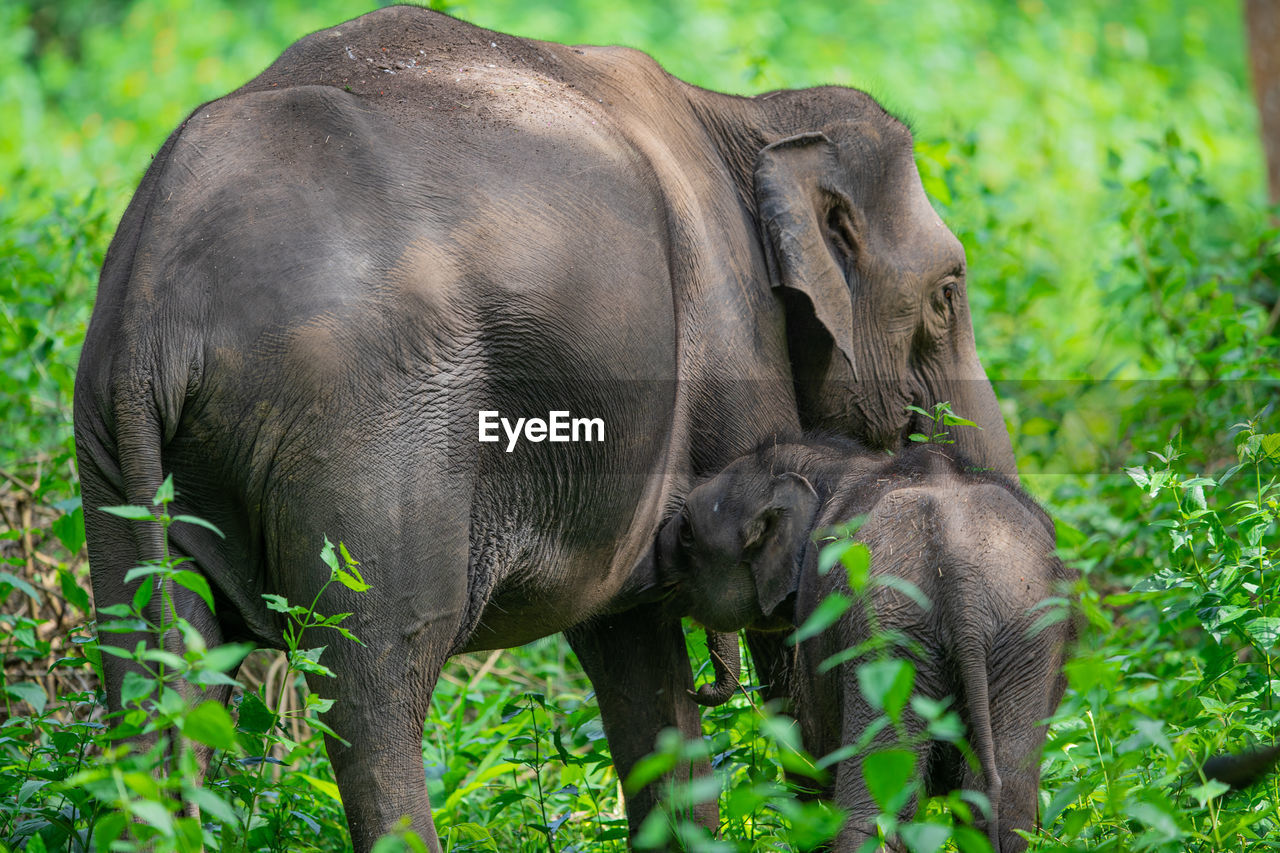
[
  {"x1": 111, "y1": 382, "x2": 171, "y2": 564},
  {"x1": 77, "y1": 112, "x2": 204, "y2": 577},
  {"x1": 1202, "y1": 744, "x2": 1280, "y2": 791},
  {"x1": 958, "y1": 638, "x2": 1001, "y2": 851}
]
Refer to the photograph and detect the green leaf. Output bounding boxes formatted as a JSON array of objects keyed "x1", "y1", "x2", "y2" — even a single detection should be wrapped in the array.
[
  {"x1": 320, "y1": 536, "x2": 339, "y2": 573},
  {"x1": 1125, "y1": 466, "x2": 1150, "y2": 488},
  {"x1": 332, "y1": 625, "x2": 364, "y2": 645},
  {"x1": 301, "y1": 714, "x2": 347, "y2": 743},
  {"x1": 941, "y1": 413, "x2": 979, "y2": 428},
  {"x1": 874, "y1": 574, "x2": 932, "y2": 612},
  {"x1": 0, "y1": 570, "x2": 43, "y2": 604},
  {"x1": 120, "y1": 670, "x2": 157, "y2": 707},
  {"x1": 1026, "y1": 601, "x2": 1069, "y2": 639},
  {"x1": 1245, "y1": 616, "x2": 1280, "y2": 648},
  {"x1": 100, "y1": 504, "x2": 155, "y2": 521},
  {"x1": 857, "y1": 658, "x2": 915, "y2": 722},
  {"x1": 235, "y1": 691, "x2": 278, "y2": 736},
  {"x1": 334, "y1": 565, "x2": 371, "y2": 593},
  {"x1": 1181, "y1": 476, "x2": 1217, "y2": 488},
  {"x1": 58, "y1": 568, "x2": 90, "y2": 613},
  {"x1": 290, "y1": 646, "x2": 335, "y2": 678},
  {"x1": 339, "y1": 540, "x2": 359, "y2": 567},
  {"x1": 124, "y1": 565, "x2": 165, "y2": 585},
  {"x1": 170, "y1": 569, "x2": 214, "y2": 612},
  {"x1": 153, "y1": 475, "x2": 175, "y2": 506},
  {"x1": 138, "y1": 648, "x2": 187, "y2": 670},
  {"x1": 131, "y1": 577, "x2": 155, "y2": 612},
  {"x1": 165, "y1": 571, "x2": 212, "y2": 612},
  {"x1": 129, "y1": 798, "x2": 174, "y2": 836},
  {"x1": 819, "y1": 538, "x2": 859, "y2": 575},
  {"x1": 299, "y1": 773, "x2": 344, "y2": 803},
  {"x1": 1189, "y1": 778, "x2": 1231, "y2": 806},
  {"x1": 52, "y1": 504, "x2": 86, "y2": 554},
  {"x1": 171, "y1": 515, "x2": 225, "y2": 538},
  {"x1": 18, "y1": 778, "x2": 50, "y2": 806},
  {"x1": 790, "y1": 593, "x2": 851, "y2": 645},
  {"x1": 201, "y1": 642, "x2": 254, "y2": 674},
  {"x1": 186, "y1": 785, "x2": 238, "y2": 825},
  {"x1": 625, "y1": 757, "x2": 677, "y2": 801},
  {"x1": 898, "y1": 821, "x2": 952, "y2": 853},
  {"x1": 262, "y1": 593, "x2": 295, "y2": 614},
  {"x1": 305, "y1": 694, "x2": 335, "y2": 714},
  {"x1": 1133, "y1": 717, "x2": 1174, "y2": 757},
  {"x1": 1126, "y1": 798, "x2": 1182, "y2": 842},
  {"x1": 6, "y1": 681, "x2": 48, "y2": 714},
  {"x1": 182, "y1": 700, "x2": 237, "y2": 750},
  {"x1": 188, "y1": 668, "x2": 242, "y2": 689},
  {"x1": 92, "y1": 811, "x2": 128, "y2": 852},
  {"x1": 862, "y1": 748, "x2": 916, "y2": 813},
  {"x1": 841, "y1": 541, "x2": 871, "y2": 593}
]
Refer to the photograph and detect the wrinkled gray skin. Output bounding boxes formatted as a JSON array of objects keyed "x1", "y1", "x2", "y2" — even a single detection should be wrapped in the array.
[
  {"x1": 74, "y1": 7, "x2": 1018, "y2": 851},
  {"x1": 657, "y1": 440, "x2": 1073, "y2": 852}
]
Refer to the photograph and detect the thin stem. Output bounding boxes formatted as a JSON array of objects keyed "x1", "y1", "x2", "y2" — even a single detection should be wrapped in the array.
[
  {"x1": 1256, "y1": 457, "x2": 1273, "y2": 713},
  {"x1": 527, "y1": 695, "x2": 555, "y2": 853},
  {"x1": 242, "y1": 573, "x2": 335, "y2": 842},
  {"x1": 514, "y1": 765, "x2": 532, "y2": 843},
  {"x1": 1086, "y1": 710, "x2": 1113, "y2": 817}
]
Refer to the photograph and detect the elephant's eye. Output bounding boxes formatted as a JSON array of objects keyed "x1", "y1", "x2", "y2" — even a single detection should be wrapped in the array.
[
  {"x1": 941, "y1": 282, "x2": 956, "y2": 304},
  {"x1": 678, "y1": 514, "x2": 697, "y2": 550}
]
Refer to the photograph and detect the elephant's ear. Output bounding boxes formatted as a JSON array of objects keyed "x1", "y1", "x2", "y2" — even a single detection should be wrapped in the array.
[
  {"x1": 755, "y1": 132, "x2": 857, "y2": 374},
  {"x1": 744, "y1": 472, "x2": 821, "y2": 617}
]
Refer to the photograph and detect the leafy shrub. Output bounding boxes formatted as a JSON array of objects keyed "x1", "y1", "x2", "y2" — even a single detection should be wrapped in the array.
[{"x1": 1033, "y1": 422, "x2": 1280, "y2": 851}]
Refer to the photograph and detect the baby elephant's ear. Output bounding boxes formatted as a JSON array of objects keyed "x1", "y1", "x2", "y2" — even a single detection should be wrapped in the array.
[{"x1": 745, "y1": 472, "x2": 820, "y2": 618}]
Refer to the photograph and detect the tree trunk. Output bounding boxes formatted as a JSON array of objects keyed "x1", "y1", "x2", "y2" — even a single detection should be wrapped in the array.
[{"x1": 1247, "y1": 0, "x2": 1280, "y2": 204}]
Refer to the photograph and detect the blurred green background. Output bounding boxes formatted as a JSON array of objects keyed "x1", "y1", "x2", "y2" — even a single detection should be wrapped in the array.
[{"x1": 1, "y1": 0, "x2": 1271, "y2": 488}]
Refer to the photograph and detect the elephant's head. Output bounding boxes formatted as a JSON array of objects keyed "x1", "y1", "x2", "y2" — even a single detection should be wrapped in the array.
[
  {"x1": 754, "y1": 112, "x2": 1017, "y2": 478},
  {"x1": 657, "y1": 455, "x2": 820, "y2": 633}
]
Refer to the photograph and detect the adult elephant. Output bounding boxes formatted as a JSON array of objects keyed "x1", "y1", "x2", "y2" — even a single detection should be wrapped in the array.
[{"x1": 74, "y1": 6, "x2": 1016, "y2": 850}]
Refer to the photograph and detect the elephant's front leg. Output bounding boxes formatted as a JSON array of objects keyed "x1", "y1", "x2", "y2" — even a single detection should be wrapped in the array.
[{"x1": 567, "y1": 602, "x2": 718, "y2": 836}]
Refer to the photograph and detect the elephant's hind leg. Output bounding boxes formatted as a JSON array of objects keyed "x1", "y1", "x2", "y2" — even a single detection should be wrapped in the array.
[
  {"x1": 567, "y1": 603, "x2": 718, "y2": 836},
  {"x1": 318, "y1": 645, "x2": 448, "y2": 853},
  {"x1": 275, "y1": 494, "x2": 470, "y2": 853}
]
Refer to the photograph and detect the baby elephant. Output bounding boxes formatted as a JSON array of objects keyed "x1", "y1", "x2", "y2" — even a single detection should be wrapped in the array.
[{"x1": 656, "y1": 438, "x2": 1074, "y2": 852}]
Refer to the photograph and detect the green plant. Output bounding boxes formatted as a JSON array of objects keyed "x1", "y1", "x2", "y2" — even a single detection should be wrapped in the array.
[
  {"x1": 906, "y1": 402, "x2": 982, "y2": 447},
  {"x1": 218, "y1": 535, "x2": 369, "y2": 852},
  {"x1": 1032, "y1": 418, "x2": 1280, "y2": 851},
  {"x1": 0, "y1": 477, "x2": 375, "y2": 852}
]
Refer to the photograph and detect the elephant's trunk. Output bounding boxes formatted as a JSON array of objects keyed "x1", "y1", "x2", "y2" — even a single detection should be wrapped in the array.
[
  {"x1": 928, "y1": 344, "x2": 1018, "y2": 482},
  {"x1": 951, "y1": 381, "x2": 1016, "y2": 481},
  {"x1": 690, "y1": 630, "x2": 741, "y2": 707}
]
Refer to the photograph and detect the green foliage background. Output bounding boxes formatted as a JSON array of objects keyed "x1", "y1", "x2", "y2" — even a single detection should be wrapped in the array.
[{"x1": 2, "y1": 0, "x2": 1278, "y2": 851}]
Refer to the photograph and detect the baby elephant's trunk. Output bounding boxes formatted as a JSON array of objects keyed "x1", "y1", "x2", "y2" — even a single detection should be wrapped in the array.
[{"x1": 690, "y1": 629, "x2": 741, "y2": 706}]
